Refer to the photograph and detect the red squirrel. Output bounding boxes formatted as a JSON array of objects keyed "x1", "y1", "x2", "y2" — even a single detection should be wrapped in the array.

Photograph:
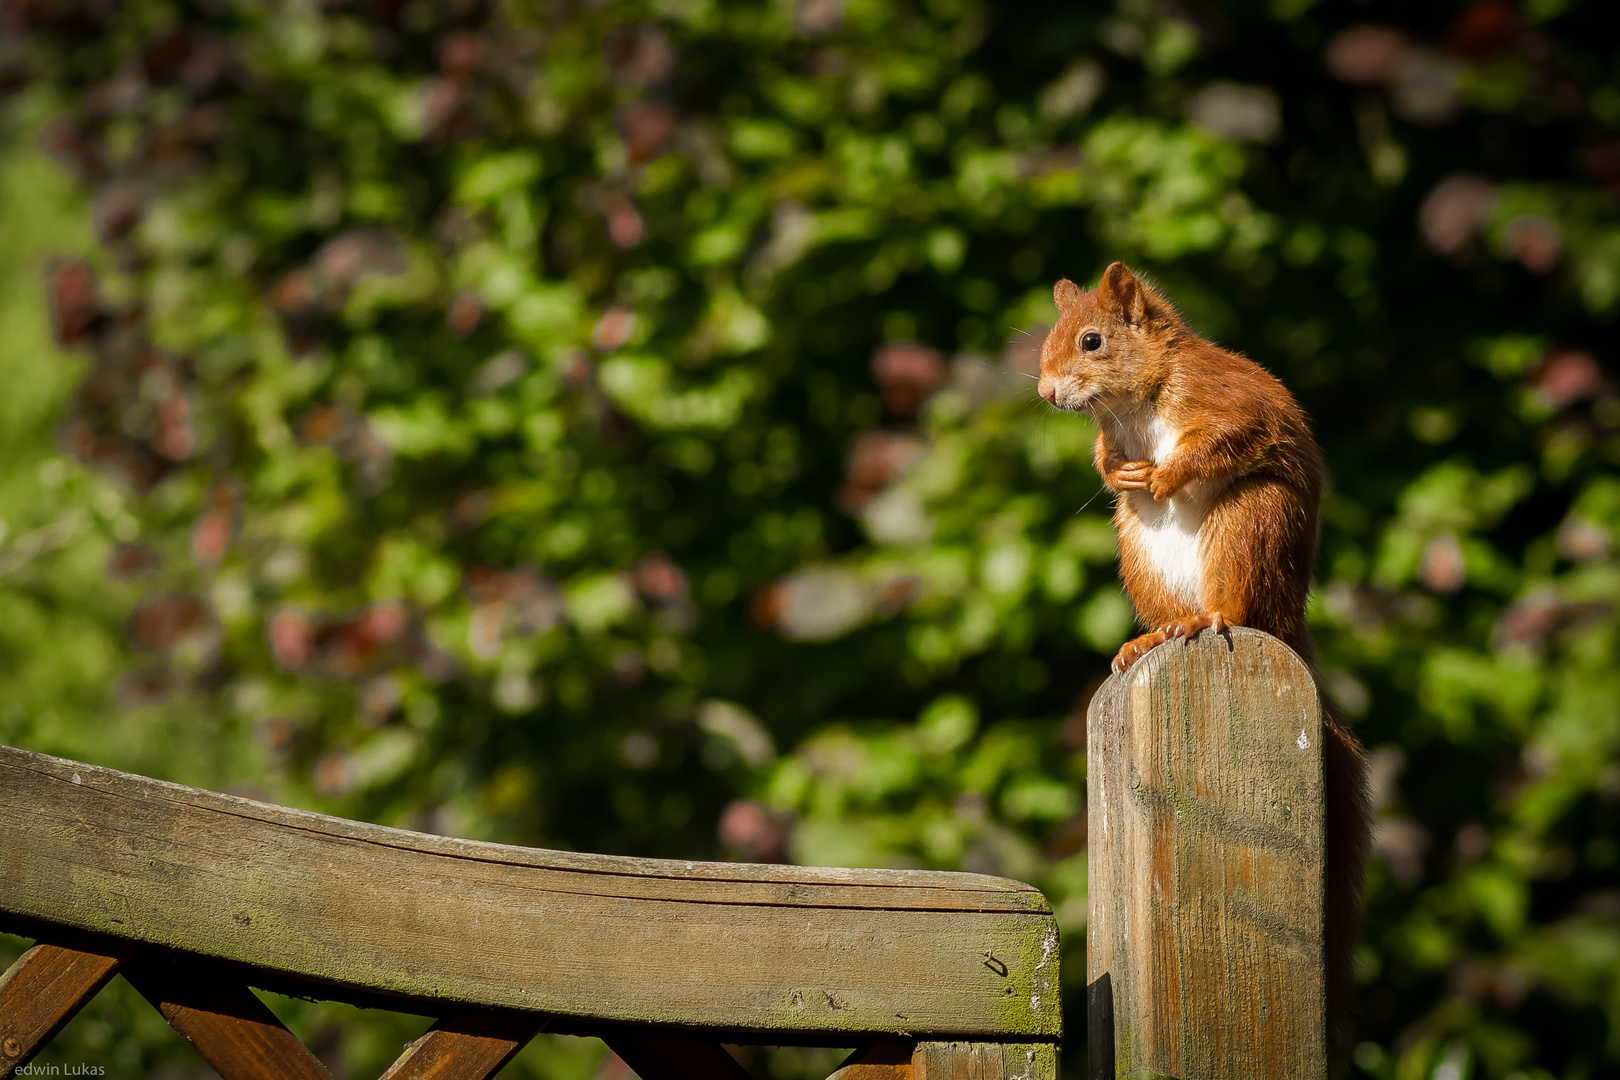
[{"x1": 1038, "y1": 262, "x2": 1370, "y2": 1049}]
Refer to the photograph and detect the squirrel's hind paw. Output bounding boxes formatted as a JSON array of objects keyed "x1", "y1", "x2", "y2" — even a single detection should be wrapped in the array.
[
  {"x1": 1112, "y1": 629, "x2": 1172, "y2": 673},
  {"x1": 1156, "y1": 611, "x2": 1230, "y2": 642},
  {"x1": 1115, "y1": 613, "x2": 1236, "y2": 674}
]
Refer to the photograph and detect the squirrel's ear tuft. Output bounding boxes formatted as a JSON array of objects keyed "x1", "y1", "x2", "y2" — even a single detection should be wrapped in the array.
[
  {"x1": 1098, "y1": 262, "x2": 1147, "y2": 327},
  {"x1": 1053, "y1": 278, "x2": 1081, "y2": 312}
]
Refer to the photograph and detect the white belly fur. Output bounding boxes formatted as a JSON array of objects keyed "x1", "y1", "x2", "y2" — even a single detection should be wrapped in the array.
[
  {"x1": 1123, "y1": 486, "x2": 1216, "y2": 608},
  {"x1": 1111, "y1": 410, "x2": 1226, "y2": 609}
]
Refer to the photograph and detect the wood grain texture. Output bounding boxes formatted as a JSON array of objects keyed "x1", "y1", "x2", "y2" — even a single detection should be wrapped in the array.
[
  {"x1": 379, "y1": 1010, "x2": 548, "y2": 1080},
  {"x1": 0, "y1": 743, "x2": 1059, "y2": 1041},
  {"x1": 912, "y1": 1041, "x2": 1058, "y2": 1079},
  {"x1": 1087, "y1": 627, "x2": 1325, "y2": 1080},
  {"x1": 827, "y1": 1039, "x2": 914, "y2": 1079},
  {"x1": 598, "y1": 1028, "x2": 755, "y2": 1080},
  {"x1": 0, "y1": 938, "x2": 131, "y2": 1074},
  {"x1": 124, "y1": 957, "x2": 332, "y2": 1080}
]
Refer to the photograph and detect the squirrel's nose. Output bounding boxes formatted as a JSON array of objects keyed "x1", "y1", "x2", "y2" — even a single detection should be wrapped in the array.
[{"x1": 1037, "y1": 378, "x2": 1057, "y2": 404}]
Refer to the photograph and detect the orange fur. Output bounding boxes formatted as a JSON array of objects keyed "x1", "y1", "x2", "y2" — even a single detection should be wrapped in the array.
[{"x1": 1041, "y1": 262, "x2": 1371, "y2": 1053}]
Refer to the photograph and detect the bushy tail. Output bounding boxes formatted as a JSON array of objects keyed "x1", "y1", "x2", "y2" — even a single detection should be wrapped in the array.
[{"x1": 1322, "y1": 697, "x2": 1371, "y2": 1061}]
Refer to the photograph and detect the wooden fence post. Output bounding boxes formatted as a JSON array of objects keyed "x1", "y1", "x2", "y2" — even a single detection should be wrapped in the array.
[{"x1": 1087, "y1": 626, "x2": 1325, "y2": 1080}]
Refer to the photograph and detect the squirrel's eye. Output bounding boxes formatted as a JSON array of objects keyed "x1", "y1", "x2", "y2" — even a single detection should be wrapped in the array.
[{"x1": 1080, "y1": 332, "x2": 1103, "y2": 352}]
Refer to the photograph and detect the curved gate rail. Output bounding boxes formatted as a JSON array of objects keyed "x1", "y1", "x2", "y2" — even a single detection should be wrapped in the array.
[{"x1": 0, "y1": 744, "x2": 1060, "y2": 1079}]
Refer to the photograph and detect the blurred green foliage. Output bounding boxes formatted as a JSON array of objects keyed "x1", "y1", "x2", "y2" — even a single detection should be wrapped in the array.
[{"x1": 2, "y1": 0, "x2": 1619, "y2": 1076}]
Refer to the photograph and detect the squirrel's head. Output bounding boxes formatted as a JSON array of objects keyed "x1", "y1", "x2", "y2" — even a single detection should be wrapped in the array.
[{"x1": 1037, "y1": 262, "x2": 1184, "y2": 413}]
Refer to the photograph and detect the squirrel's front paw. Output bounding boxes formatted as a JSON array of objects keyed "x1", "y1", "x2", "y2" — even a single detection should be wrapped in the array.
[
  {"x1": 1105, "y1": 460, "x2": 1155, "y2": 492},
  {"x1": 1147, "y1": 471, "x2": 1182, "y2": 501}
]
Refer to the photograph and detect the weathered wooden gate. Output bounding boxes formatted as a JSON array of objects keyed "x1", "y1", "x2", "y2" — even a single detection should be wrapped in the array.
[
  {"x1": 4, "y1": 627, "x2": 1332, "y2": 1079},
  {"x1": 0, "y1": 743, "x2": 1060, "y2": 1079}
]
